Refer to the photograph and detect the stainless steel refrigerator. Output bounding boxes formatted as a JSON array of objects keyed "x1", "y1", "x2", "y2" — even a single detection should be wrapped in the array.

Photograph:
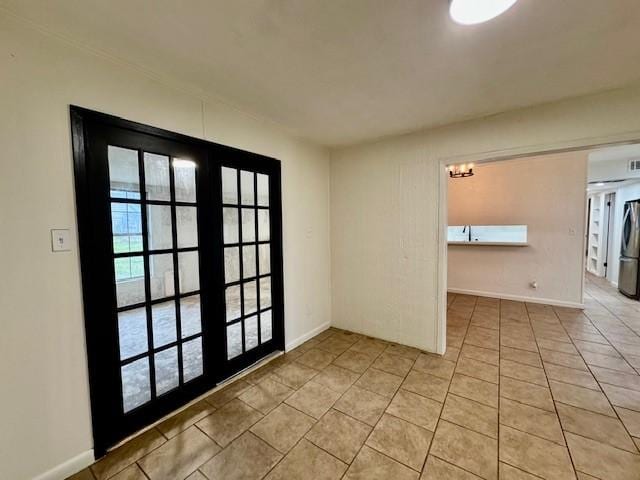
[{"x1": 619, "y1": 200, "x2": 640, "y2": 298}]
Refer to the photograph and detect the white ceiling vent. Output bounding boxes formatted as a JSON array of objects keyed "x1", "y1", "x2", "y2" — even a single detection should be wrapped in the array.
[{"x1": 628, "y1": 159, "x2": 640, "y2": 172}]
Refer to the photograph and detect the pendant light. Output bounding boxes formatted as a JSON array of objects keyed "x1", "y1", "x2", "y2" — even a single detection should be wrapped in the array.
[{"x1": 448, "y1": 164, "x2": 474, "y2": 178}]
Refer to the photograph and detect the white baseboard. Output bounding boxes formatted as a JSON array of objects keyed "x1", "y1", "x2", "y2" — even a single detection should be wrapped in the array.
[
  {"x1": 33, "y1": 449, "x2": 94, "y2": 480},
  {"x1": 448, "y1": 288, "x2": 584, "y2": 309},
  {"x1": 285, "y1": 321, "x2": 331, "y2": 351}
]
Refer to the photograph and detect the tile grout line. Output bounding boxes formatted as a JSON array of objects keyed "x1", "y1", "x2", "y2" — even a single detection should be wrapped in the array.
[
  {"x1": 93, "y1": 427, "x2": 169, "y2": 480},
  {"x1": 552, "y1": 298, "x2": 640, "y2": 451},
  {"x1": 580, "y1": 308, "x2": 638, "y2": 375},
  {"x1": 524, "y1": 303, "x2": 580, "y2": 477},
  {"x1": 223, "y1": 331, "x2": 360, "y2": 479},
  {"x1": 552, "y1": 300, "x2": 640, "y2": 467},
  {"x1": 134, "y1": 461, "x2": 152, "y2": 480},
  {"x1": 584, "y1": 276, "x2": 640, "y2": 374},
  {"x1": 334, "y1": 341, "x2": 419, "y2": 477},
  {"x1": 497, "y1": 302, "x2": 574, "y2": 477},
  {"x1": 258, "y1": 332, "x2": 400, "y2": 479},
  {"x1": 422, "y1": 294, "x2": 478, "y2": 475},
  {"x1": 581, "y1": 292, "x2": 640, "y2": 372},
  {"x1": 279, "y1": 336, "x2": 378, "y2": 476}
]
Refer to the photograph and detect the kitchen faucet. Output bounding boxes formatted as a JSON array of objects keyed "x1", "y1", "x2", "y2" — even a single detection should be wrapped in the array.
[{"x1": 462, "y1": 225, "x2": 471, "y2": 241}]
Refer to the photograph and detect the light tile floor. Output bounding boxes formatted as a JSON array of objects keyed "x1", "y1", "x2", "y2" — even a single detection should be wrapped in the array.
[{"x1": 69, "y1": 273, "x2": 640, "y2": 479}]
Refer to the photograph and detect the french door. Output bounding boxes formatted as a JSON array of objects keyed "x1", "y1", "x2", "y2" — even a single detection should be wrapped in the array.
[{"x1": 71, "y1": 107, "x2": 284, "y2": 456}]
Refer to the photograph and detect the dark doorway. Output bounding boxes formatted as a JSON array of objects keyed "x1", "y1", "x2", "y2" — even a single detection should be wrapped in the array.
[
  {"x1": 586, "y1": 197, "x2": 591, "y2": 258},
  {"x1": 71, "y1": 107, "x2": 284, "y2": 456}
]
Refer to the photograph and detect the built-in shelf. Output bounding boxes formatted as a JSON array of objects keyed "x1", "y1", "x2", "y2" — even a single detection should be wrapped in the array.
[{"x1": 587, "y1": 193, "x2": 608, "y2": 277}]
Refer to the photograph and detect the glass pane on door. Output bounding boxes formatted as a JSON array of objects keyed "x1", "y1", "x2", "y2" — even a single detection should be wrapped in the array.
[
  {"x1": 151, "y1": 301, "x2": 177, "y2": 348},
  {"x1": 240, "y1": 170, "x2": 255, "y2": 205},
  {"x1": 174, "y1": 160, "x2": 197, "y2": 202},
  {"x1": 261, "y1": 310, "x2": 273, "y2": 342},
  {"x1": 180, "y1": 294, "x2": 202, "y2": 338},
  {"x1": 176, "y1": 207, "x2": 198, "y2": 248},
  {"x1": 147, "y1": 205, "x2": 173, "y2": 250},
  {"x1": 109, "y1": 146, "x2": 140, "y2": 197},
  {"x1": 221, "y1": 166, "x2": 275, "y2": 360},
  {"x1": 221, "y1": 167, "x2": 238, "y2": 204},
  {"x1": 111, "y1": 203, "x2": 143, "y2": 253},
  {"x1": 257, "y1": 174, "x2": 269, "y2": 206},
  {"x1": 226, "y1": 323, "x2": 242, "y2": 360},
  {"x1": 121, "y1": 358, "x2": 151, "y2": 413},
  {"x1": 183, "y1": 337, "x2": 203, "y2": 382},
  {"x1": 144, "y1": 153, "x2": 171, "y2": 201},
  {"x1": 118, "y1": 308, "x2": 148, "y2": 360},
  {"x1": 155, "y1": 347, "x2": 179, "y2": 396},
  {"x1": 242, "y1": 245, "x2": 256, "y2": 278}
]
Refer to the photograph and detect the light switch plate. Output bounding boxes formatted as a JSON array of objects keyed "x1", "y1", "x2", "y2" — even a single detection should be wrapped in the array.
[{"x1": 51, "y1": 229, "x2": 71, "y2": 252}]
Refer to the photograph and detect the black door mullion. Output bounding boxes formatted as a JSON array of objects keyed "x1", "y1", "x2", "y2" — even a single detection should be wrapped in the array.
[
  {"x1": 114, "y1": 246, "x2": 198, "y2": 258},
  {"x1": 168, "y1": 156, "x2": 185, "y2": 387},
  {"x1": 137, "y1": 148, "x2": 157, "y2": 402},
  {"x1": 120, "y1": 330, "x2": 202, "y2": 367},
  {"x1": 269, "y1": 163, "x2": 286, "y2": 352},
  {"x1": 254, "y1": 172, "x2": 262, "y2": 345},
  {"x1": 236, "y1": 170, "x2": 246, "y2": 356}
]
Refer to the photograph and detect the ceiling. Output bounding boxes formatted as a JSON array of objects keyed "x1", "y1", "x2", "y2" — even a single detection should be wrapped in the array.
[
  {"x1": 589, "y1": 144, "x2": 640, "y2": 163},
  {"x1": 587, "y1": 144, "x2": 640, "y2": 186},
  {"x1": 4, "y1": 0, "x2": 640, "y2": 146}
]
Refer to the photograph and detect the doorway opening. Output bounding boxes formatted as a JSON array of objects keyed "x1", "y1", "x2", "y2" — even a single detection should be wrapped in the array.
[
  {"x1": 586, "y1": 144, "x2": 640, "y2": 299},
  {"x1": 438, "y1": 137, "x2": 640, "y2": 353},
  {"x1": 446, "y1": 151, "x2": 587, "y2": 306}
]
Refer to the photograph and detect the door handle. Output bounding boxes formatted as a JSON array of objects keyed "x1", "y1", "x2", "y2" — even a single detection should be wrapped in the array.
[{"x1": 622, "y1": 206, "x2": 631, "y2": 251}]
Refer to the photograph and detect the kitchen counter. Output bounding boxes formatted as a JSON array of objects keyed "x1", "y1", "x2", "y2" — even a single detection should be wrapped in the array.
[{"x1": 448, "y1": 241, "x2": 529, "y2": 246}]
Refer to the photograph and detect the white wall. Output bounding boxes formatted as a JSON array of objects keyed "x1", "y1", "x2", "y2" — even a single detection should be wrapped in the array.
[
  {"x1": 447, "y1": 153, "x2": 587, "y2": 306},
  {"x1": 331, "y1": 81, "x2": 640, "y2": 354},
  {"x1": 589, "y1": 158, "x2": 640, "y2": 182},
  {"x1": 0, "y1": 14, "x2": 331, "y2": 480}
]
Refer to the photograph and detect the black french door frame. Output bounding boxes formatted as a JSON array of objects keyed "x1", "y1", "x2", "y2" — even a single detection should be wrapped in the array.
[{"x1": 71, "y1": 106, "x2": 285, "y2": 456}]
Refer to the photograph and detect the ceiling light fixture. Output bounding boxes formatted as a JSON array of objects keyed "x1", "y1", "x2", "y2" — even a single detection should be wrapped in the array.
[
  {"x1": 172, "y1": 159, "x2": 196, "y2": 169},
  {"x1": 448, "y1": 164, "x2": 474, "y2": 178},
  {"x1": 449, "y1": 0, "x2": 519, "y2": 25}
]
